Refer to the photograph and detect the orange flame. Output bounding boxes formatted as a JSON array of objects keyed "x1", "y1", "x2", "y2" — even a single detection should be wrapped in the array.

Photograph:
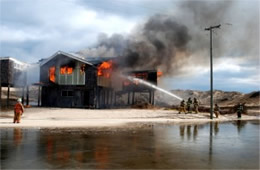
[
  {"x1": 157, "y1": 71, "x2": 163, "y2": 77},
  {"x1": 60, "y1": 67, "x2": 66, "y2": 74},
  {"x1": 49, "y1": 67, "x2": 55, "y2": 83},
  {"x1": 60, "y1": 66, "x2": 73, "y2": 75},
  {"x1": 67, "y1": 67, "x2": 73, "y2": 74},
  {"x1": 97, "y1": 60, "x2": 113, "y2": 78}
]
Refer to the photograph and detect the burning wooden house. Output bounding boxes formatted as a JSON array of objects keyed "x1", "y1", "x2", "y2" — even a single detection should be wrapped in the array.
[
  {"x1": 40, "y1": 51, "x2": 160, "y2": 108},
  {"x1": 122, "y1": 70, "x2": 159, "y2": 105}
]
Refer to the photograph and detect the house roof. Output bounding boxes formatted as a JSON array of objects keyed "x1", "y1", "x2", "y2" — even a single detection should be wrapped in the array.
[
  {"x1": 0, "y1": 57, "x2": 28, "y2": 66},
  {"x1": 85, "y1": 57, "x2": 115, "y2": 65},
  {"x1": 40, "y1": 51, "x2": 95, "y2": 67}
]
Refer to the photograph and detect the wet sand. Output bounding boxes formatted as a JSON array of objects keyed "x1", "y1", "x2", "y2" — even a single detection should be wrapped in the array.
[{"x1": 0, "y1": 107, "x2": 259, "y2": 129}]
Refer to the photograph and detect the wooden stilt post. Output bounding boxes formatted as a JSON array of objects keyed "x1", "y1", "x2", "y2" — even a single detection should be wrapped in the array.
[
  {"x1": 132, "y1": 91, "x2": 135, "y2": 105},
  {"x1": 110, "y1": 90, "x2": 113, "y2": 106},
  {"x1": 7, "y1": 84, "x2": 10, "y2": 107},
  {"x1": 103, "y1": 90, "x2": 105, "y2": 107},
  {"x1": 149, "y1": 90, "x2": 152, "y2": 104},
  {"x1": 98, "y1": 88, "x2": 100, "y2": 109},
  {"x1": 103, "y1": 89, "x2": 105, "y2": 107},
  {"x1": 0, "y1": 82, "x2": 1, "y2": 111},
  {"x1": 114, "y1": 92, "x2": 117, "y2": 106},
  {"x1": 96, "y1": 87, "x2": 99, "y2": 109},
  {"x1": 39, "y1": 86, "x2": 41, "y2": 106},
  {"x1": 127, "y1": 92, "x2": 130, "y2": 105},
  {"x1": 152, "y1": 91, "x2": 155, "y2": 105},
  {"x1": 22, "y1": 86, "x2": 24, "y2": 105},
  {"x1": 0, "y1": 60, "x2": 1, "y2": 111},
  {"x1": 26, "y1": 85, "x2": 29, "y2": 106},
  {"x1": 38, "y1": 86, "x2": 40, "y2": 106},
  {"x1": 107, "y1": 89, "x2": 109, "y2": 106}
]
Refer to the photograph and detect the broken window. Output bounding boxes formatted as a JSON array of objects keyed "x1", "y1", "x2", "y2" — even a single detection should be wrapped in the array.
[{"x1": 80, "y1": 64, "x2": 85, "y2": 74}]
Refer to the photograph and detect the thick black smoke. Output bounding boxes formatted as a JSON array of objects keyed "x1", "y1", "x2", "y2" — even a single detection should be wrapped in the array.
[
  {"x1": 120, "y1": 15, "x2": 191, "y2": 73},
  {"x1": 78, "y1": 14, "x2": 192, "y2": 74},
  {"x1": 78, "y1": 0, "x2": 259, "y2": 76}
]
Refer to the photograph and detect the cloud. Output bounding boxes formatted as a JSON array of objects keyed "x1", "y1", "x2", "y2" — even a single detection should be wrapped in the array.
[
  {"x1": 0, "y1": 26, "x2": 55, "y2": 43},
  {"x1": 0, "y1": 0, "x2": 259, "y2": 93},
  {"x1": 76, "y1": 0, "x2": 175, "y2": 19},
  {"x1": 229, "y1": 75, "x2": 260, "y2": 86},
  {"x1": 0, "y1": 0, "x2": 138, "y2": 62},
  {"x1": 214, "y1": 57, "x2": 258, "y2": 73},
  {"x1": 161, "y1": 55, "x2": 259, "y2": 92}
]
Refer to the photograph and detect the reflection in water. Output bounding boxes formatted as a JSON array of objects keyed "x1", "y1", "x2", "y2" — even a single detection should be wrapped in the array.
[
  {"x1": 209, "y1": 122, "x2": 213, "y2": 165},
  {"x1": 187, "y1": 125, "x2": 191, "y2": 140},
  {"x1": 179, "y1": 125, "x2": 185, "y2": 139},
  {"x1": 13, "y1": 128, "x2": 23, "y2": 146},
  {"x1": 179, "y1": 124, "x2": 201, "y2": 141},
  {"x1": 0, "y1": 120, "x2": 259, "y2": 169},
  {"x1": 94, "y1": 138, "x2": 109, "y2": 169},
  {"x1": 233, "y1": 120, "x2": 247, "y2": 133},
  {"x1": 214, "y1": 122, "x2": 219, "y2": 136},
  {"x1": 46, "y1": 135, "x2": 53, "y2": 162},
  {"x1": 193, "y1": 125, "x2": 198, "y2": 140}
]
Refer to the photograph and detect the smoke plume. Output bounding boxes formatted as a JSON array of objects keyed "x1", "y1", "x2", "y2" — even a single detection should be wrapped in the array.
[{"x1": 78, "y1": 0, "x2": 259, "y2": 76}]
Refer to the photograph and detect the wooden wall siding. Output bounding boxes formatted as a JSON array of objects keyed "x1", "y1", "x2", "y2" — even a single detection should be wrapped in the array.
[
  {"x1": 57, "y1": 62, "x2": 85, "y2": 85},
  {"x1": 41, "y1": 86, "x2": 95, "y2": 108},
  {"x1": 40, "y1": 54, "x2": 93, "y2": 86},
  {"x1": 0, "y1": 60, "x2": 11, "y2": 85},
  {"x1": 85, "y1": 66, "x2": 97, "y2": 88}
]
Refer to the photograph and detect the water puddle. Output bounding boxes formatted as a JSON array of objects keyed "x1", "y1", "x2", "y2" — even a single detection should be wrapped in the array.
[{"x1": 1, "y1": 120, "x2": 259, "y2": 169}]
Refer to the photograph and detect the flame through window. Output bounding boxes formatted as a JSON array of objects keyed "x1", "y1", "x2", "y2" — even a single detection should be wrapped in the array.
[
  {"x1": 97, "y1": 60, "x2": 113, "y2": 78},
  {"x1": 80, "y1": 64, "x2": 85, "y2": 74},
  {"x1": 60, "y1": 66, "x2": 73, "y2": 75},
  {"x1": 49, "y1": 66, "x2": 55, "y2": 83}
]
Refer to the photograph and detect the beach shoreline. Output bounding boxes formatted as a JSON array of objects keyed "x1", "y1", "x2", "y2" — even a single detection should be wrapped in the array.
[{"x1": 0, "y1": 107, "x2": 259, "y2": 129}]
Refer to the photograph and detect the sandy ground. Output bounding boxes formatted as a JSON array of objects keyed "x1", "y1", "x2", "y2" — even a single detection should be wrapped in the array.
[{"x1": 0, "y1": 107, "x2": 259, "y2": 129}]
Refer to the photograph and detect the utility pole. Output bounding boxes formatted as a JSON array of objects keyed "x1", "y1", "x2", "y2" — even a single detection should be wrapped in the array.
[{"x1": 205, "y1": 24, "x2": 221, "y2": 119}]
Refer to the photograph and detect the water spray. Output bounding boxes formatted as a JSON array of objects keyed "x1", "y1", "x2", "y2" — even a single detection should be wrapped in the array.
[{"x1": 126, "y1": 76, "x2": 183, "y2": 101}]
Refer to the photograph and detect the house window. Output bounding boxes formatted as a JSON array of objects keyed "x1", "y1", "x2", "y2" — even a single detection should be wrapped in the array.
[
  {"x1": 60, "y1": 67, "x2": 66, "y2": 74},
  {"x1": 49, "y1": 67, "x2": 56, "y2": 83},
  {"x1": 61, "y1": 90, "x2": 74, "y2": 97},
  {"x1": 60, "y1": 66, "x2": 73, "y2": 75},
  {"x1": 57, "y1": 62, "x2": 85, "y2": 85}
]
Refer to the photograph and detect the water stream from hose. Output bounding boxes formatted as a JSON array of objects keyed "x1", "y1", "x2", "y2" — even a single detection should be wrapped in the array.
[{"x1": 127, "y1": 76, "x2": 183, "y2": 101}]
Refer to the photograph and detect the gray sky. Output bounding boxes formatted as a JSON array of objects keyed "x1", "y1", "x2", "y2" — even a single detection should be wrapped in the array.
[{"x1": 0, "y1": 0, "x2": 259, "y2": 93}]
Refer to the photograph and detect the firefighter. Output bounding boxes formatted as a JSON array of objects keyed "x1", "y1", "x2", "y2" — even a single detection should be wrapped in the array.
[
  {"x1": 236, "y1": 103, "x2": 244, "y2": 118},
  {"x1": 179, "y1": 100, "x2": 186, "y2": 114},
  {"x1": 193, "y1": 98, "x2": 199, "y2": 114},
  {"x1": 214, "y1": 103, "x2": 220, "y2": 118},
  {"x1": 186, "y1": 98, "x2": 192, "y2": 113},
  {"x1": 13, "y1": 98, "x2": 24, "y2": 123}
]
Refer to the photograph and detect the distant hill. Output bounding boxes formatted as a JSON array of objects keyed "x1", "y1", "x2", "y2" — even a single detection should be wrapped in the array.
[
  {"x1": 1, "y1": 86, "x2": 259, "y2": 108},
  {"x1": 155, "y1": 89, "x2": 260, "y2": 107}
]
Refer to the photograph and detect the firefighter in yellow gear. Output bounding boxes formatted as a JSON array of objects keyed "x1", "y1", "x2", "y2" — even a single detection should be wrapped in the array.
[
  {"x1": 214, "y1": 103, "x2": 220, "y2": 118},
  {"x1": 179, "y1": 100, "x2": 187, "y2": 114},
  {"x1": 186, "y1": 98, "x2": 192, "y2": 113},
  {"x1": 13, "y1": 98, "x2": 24, "y2": 123},
  {"x1": 236, "y1": 103, "x2": 244, "y2": 118},
  {"x1": 193, "y1": 98, "x2": 199, "y2": 114}
]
